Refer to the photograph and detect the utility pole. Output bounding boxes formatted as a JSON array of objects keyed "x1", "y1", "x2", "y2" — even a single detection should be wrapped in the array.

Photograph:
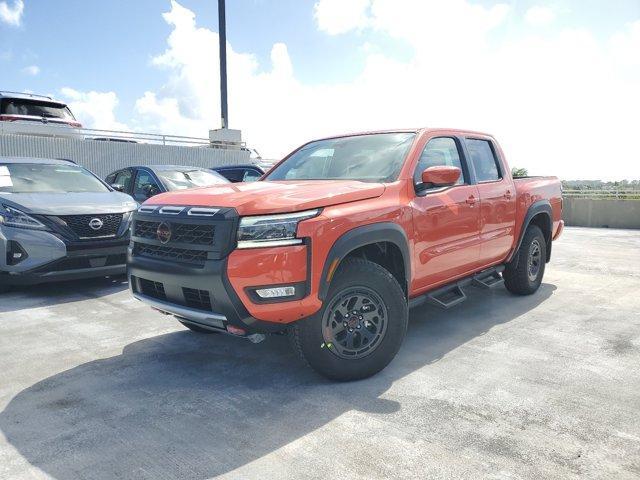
[{"x1": 218, "y1": 0, "x2": 228, "y2": 129}]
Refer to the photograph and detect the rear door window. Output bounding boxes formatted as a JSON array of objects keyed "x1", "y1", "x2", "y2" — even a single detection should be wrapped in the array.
[{"x1": 466, "y1": 139, "x2": 501, "y2": 182}]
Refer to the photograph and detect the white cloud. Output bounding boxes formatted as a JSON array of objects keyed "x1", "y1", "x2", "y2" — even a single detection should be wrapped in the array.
[
  {"x1": 610, "y1": 20, "x2": 640, "y2": 67},
  {"x1": 21, "y1": 64, "x2": 39, "y2": 76},
  {"x1": 130, "y1": 0, "x2": 640, "y2": 180},
  {"x1": 60, "y1": 88, "x2": 128, "y2": 131},
  {"x1": 0, "y1": 0, "x2": 23, "y2": 27},
  {"x1": 314, "y1": 0, "x2": 371, "y2": 35},
  {"x1": 525, "y1": 5, "x2": 557, "y2": 27}
]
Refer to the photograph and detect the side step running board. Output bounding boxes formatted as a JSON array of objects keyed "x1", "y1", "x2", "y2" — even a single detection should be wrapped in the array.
[
  {"x1": 426, "y1": 283, "x2": 467, "y2": 309},
  {"x1": 409, "y1": 265, "x2": 505, "y2": 310},
  {"x1": 472, "y1": 265, "x2": 505, "y2": 289}
]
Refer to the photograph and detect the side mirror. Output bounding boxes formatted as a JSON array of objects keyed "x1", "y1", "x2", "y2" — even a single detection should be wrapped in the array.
[
  {"x1": 111, "y1": 183, "x2": 125, "y2": 192},
  {"x1": 420, "y1": 166, "x2": 461, "y2": 189}
]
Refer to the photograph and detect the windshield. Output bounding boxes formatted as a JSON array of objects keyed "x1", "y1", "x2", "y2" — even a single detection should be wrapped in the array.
[
  {"x1": 265, "y1": 133, "x2": 416, "y2": 183},
  {"x1": 156, "y1": 169, "x2": 229, "y2": 191},
  {"x1": 1, "y1": 99, "x2": 75, "y2": 120},
  {"x1": 0, "y1": 163, "x2": 110, "y2": 193}
]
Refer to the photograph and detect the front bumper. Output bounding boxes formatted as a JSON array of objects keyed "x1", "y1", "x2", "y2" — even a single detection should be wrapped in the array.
[
  {"x1": 0, "y1": 236, "x2": 128, "y2": 285},
  {"x1": 128, "y1": 251, "x2": 285, "y2": 334}
]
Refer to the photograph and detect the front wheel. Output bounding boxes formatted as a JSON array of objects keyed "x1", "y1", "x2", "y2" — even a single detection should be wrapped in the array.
[
  {"x1": 504, "y1": 225, "x2": 546, "y2": 295},
  {"x1": 290, "y1": 258, "x2": 408, "y2": 381}
]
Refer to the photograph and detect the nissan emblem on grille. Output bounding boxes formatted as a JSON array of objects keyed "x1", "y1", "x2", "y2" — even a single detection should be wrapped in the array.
[
  {"x1": 88, "y1": 218, "x2": 104, "y2": 231},
  {"x1": 156, "y1": 222, "x2": 172, "y2": 244}
]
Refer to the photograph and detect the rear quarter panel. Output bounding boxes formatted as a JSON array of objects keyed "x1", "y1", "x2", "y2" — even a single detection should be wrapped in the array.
[{"x1": 513, "y1": 177, "x2": 563, "y2": 246}]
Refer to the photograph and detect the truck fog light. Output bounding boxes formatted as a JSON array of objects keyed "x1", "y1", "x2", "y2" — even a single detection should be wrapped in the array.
[{"x1": 255, "y1": 286, "x2": 296, "y2": 298}]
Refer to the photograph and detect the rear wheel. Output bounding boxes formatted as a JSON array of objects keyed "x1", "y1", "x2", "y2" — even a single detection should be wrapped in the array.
[
  {"x1": 504, "y1": 225, "x2": 546, "y2": 295},
  {"x1": 179, "y1": 320, "x2": 220, "y2": 334},
  {"x1": 290, "y1": 258, "x2": 408, "y2": 381}
]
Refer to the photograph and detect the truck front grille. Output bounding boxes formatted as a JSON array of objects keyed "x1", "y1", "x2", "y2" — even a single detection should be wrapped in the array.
[
  {"x1": 58, "y1": 213, "x2": 123, "y2": 239},
  {"x1": 138, "y1": 278, "x2": 166, "y2": 301},
  {"x1": 133, "y1": 242, "x2": 208, "y2": 267},
  {"x1": 134, "y1": 220, "x2": 215, "y2": 246},
  {"x1": 182, "y1": 287, "x2": 213, "y2": 311},
  {"x1": 132, "y1": 276, "x2": 214, "y2": 313}
]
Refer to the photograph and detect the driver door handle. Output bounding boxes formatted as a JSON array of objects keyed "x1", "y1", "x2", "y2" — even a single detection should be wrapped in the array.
[
  {"x1": 504, "y1": 190, "x2": 513, "y2": 200},
  {"x1": 466, "y1": 195, "x2": 477, "y2": 206}
]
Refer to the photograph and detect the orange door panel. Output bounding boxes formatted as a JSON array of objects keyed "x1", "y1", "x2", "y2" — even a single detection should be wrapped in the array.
[
  {"x1": 410, "y1": 184, "x2": 481, "y2": 293},
  {"x1": 477, "y1": 180, "x2": 516, "y2": 264}
]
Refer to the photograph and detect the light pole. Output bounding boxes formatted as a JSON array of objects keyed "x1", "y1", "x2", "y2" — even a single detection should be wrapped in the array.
[{"x1": 218, "y1": 0, "x2": 228, "y2": 129}]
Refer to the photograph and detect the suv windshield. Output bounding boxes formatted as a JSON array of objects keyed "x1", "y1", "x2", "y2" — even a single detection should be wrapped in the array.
[
  {"x1": 156, "y1": 169, "x2": 229, "y2": 190},
  {"x1": 1, "y1": 99, "x2": 75, "y2": 120},
  {"x1": 265, "y1": 132, "x2": 416, "y2": 183},
  {"x1": 0, "y1": 163, "x2": 110, "y2": 193}
]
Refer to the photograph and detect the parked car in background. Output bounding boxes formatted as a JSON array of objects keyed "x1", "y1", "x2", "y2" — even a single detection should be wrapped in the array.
[
  {"x1": 105, "y1": 165, "x2": 229, "y2": 203},
  {"x1": 0, "y1": 157, "x2": 137, "y2": 291},
  {"x1": 128, "y1": 128, "x2": 563, "y2": 380},
  {"x1": 212, "y1": 164, "x2": 264, "y2": 183},
  {"x1": 0, "y1": 91, "x2": 83, "y2": 139}
]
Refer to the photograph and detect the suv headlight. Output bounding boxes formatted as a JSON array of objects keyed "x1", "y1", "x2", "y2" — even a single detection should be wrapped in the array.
[
  {"x1": 237, "y1": 209, "x2": 319, "y2": 249},
  {"x1": 0, "y1": 204, "x2": 47, "y2": 230}
]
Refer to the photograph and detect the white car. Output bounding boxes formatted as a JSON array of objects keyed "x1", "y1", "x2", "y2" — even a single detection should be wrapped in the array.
[{"x1": 0, "y1": 91, "x2": 83, "y2": 139}]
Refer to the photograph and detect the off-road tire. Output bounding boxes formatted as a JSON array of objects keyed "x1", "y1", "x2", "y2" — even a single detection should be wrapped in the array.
[
  {"x1": 289, "y1": 258, "x2": 408, "y2": 381},
  {"x1": 504, "y1": 225, "x2": 546, "y2": 295},
  {"x1": 179, "y1": 320, "x2": 220, "y2": 334}
]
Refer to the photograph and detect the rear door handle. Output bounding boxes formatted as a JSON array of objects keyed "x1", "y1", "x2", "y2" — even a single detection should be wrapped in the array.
[{"x1": 466, "y1": 195, "x2": 477, "y2": 206}]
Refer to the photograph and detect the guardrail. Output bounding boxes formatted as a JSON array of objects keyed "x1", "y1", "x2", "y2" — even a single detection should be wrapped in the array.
[
  {"x1": 0, "y1": 122, "x2": 246, "y2": 149},
  {"x1": 563, "y1": 190, "x2": 640, "y2": 200}
]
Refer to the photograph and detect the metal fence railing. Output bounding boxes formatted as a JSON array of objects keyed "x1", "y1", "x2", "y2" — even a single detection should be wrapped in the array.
[
  {"x1": 563, "y1": 190, "x2": 640, "y2": 200},
  {"x1": 0, "y1": 122, "x2": 246, "y2": 149}
]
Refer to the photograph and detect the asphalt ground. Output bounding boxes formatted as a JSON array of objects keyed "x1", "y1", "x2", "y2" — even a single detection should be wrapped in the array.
[{"x1": 1, "y1": 227, "x2": 639, "y2": 479}]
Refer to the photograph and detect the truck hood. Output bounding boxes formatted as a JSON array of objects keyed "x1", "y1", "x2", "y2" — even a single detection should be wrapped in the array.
[
  {"x1": 0, "y1": 192, "x2": 138, "y2": 215},
  {"x1": 144, "y1": 180, "x2": 386, "y2": 215}
]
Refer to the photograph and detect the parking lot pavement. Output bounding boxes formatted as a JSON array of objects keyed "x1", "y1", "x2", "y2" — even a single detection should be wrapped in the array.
[{"x1": 0, "y1": 227, "x2": 639, "y2": 480}]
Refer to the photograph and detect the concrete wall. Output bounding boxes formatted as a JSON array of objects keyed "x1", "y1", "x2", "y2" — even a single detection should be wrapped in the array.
[
  {"x1": 563, "y1": 197, "x2": 640, "y2": 229},
  {"x1": 0, "y1": 134, "x2": 250, "y2": 177}
]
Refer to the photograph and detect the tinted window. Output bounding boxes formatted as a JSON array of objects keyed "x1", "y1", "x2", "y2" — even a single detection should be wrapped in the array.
[
  {"x1": 1, "y1": 99, "x2": 75, "y2": 120},
  {"x1": 414, "y1": 137, "x2": 464, "y2": 185},
  {"x1": 133, "y1": 170, "x2": 160, "y2": 199},
  {"x1": 242, "y1": 169, "x2": 262, "y2": 182},
  {"x1": 0, "y1": 163, "x2": 109, "y2": 193},
  {"x1": 114, "y1": 170, "x2": 133, "y2": 192},
  {"x1": 266, "y1": 133, "x2": 416, "y2": 183},
  {"x1": 216, "y1": 168, "x2": 243, "y2": 182},
  {"x1": 466, "y1": 139, "x2": 501, "y2": 182},
  {"x1": 156, "y1": 168, "x2": 228, "y2": 190}
]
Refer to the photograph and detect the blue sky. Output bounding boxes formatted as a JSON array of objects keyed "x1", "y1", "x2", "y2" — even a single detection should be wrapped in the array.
[{"x1": 1, "y1": 0, "x2": 639, "y2": 178}]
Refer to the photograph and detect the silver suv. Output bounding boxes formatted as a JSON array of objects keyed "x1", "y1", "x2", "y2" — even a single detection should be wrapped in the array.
[
  {"x1": 0, "y1": 157, "x2": 137, "y2": 290},
  {"x1": 0, "y1": 91, "x2": 83, "y2": 139}
]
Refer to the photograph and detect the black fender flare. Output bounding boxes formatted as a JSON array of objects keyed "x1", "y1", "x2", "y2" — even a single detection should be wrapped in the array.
[
  {"x1": 507, "y1": 200, "x2": 553, "y2": 267},
  {"x1": 318, "y1": 222, "x2": 411, "y2": 300}
]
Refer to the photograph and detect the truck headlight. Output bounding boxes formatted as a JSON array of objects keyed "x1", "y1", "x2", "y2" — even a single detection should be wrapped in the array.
[
  {"x1": 0, "y1": 204, "x2": 47, "y2": 231},
  {"x1": 237, "y1": 209, "x2": 319, "y2": 248}
]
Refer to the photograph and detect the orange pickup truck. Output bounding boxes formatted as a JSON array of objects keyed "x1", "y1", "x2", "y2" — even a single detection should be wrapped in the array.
[{"x1": 128, "y1": 128, "x2": 563, "y2": 380}]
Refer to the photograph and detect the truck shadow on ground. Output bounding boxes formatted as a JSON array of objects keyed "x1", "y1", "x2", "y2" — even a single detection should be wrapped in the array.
[
  {"x1": 0, "y1": 276, "x2": 129, "y2": 314},
  {"x1": 0, "y1": 284, "x2": 556, "y2": 479}
]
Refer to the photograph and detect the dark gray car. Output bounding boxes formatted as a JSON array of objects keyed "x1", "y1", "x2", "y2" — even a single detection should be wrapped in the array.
[{"x1": 0, "y1": 157, "x2": 138, "y2": 290}]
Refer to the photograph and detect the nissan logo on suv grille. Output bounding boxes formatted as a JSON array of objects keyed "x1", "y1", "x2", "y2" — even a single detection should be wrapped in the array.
[
  {"x1": 88, "y1": 218, "x2": 104, "y2": 231},
  {"x1": 156, "y1": 222, "x2": 172, "y2": 244}
]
